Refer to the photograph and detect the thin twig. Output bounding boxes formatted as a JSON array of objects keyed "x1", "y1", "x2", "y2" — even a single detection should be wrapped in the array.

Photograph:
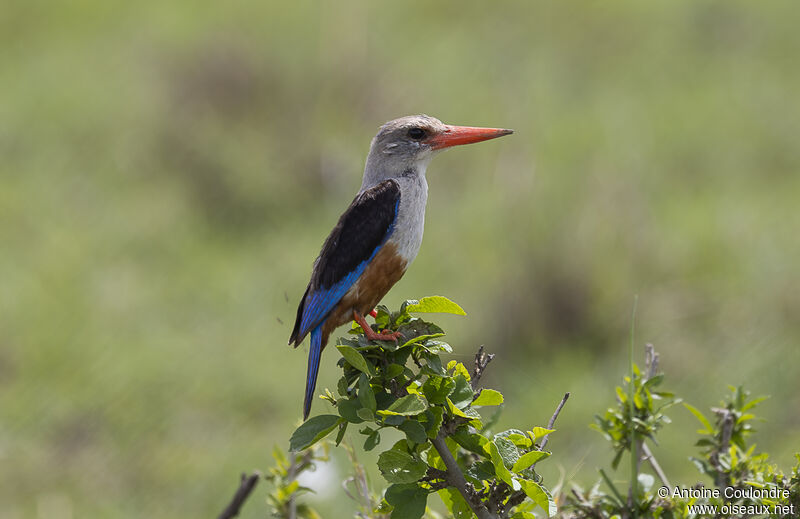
[
  {"x1": 217, "y1": 472, "x2": 261, "y2": 519},
  {"x1": 287, "y1": 454, "x2": 298, "y2": 519},
  {"x1": 540, "y1": 392, "x2": 570, "y2": 451},
  {"x1": 342, "y1": 444, "x2": 378, "y2": 516},
  {"x1": 503, "y1": 392, "x2": 571, "y2": 518},
  {"x1": 471, "y1": 346, "x2": 495, "y2": 390},
  {"x1": 644, "y1": 343, "x2": 659, "y2": 380},
  {"x1": 431, "y1": 432, "x2": 497, "y2": 519},
  {"x1": 641, "y1": 442, "x2": 670, "y2": 488}
]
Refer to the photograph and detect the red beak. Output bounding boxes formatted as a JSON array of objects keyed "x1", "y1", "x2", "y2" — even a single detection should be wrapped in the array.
[{"x1": 429, "y1": 125, "x2": 514, "y2": 150}]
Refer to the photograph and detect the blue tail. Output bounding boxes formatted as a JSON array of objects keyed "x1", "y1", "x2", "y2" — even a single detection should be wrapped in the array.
[{"x1": 303, "y1": 325, "x2": 324, "y2": 420}]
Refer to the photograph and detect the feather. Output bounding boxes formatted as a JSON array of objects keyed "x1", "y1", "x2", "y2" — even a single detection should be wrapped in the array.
[
  {"x1": 303, "y1": 325, "x2": 323, "y2": 420},
  {"x1": 289, "y1": 180, "x2": 401, "y2": 345}
]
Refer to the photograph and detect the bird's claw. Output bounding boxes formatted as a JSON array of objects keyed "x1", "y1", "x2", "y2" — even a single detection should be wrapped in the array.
[{"x1": 364, "y1": 329, "x2": 404, "y2": 343}]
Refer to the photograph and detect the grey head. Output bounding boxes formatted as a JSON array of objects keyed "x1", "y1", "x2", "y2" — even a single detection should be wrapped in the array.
[{"x1": 361, "y1": 114, "x2": 513, "y2": 190}]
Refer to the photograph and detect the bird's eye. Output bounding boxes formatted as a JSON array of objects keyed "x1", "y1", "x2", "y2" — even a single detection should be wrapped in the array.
[{"x1": 407, "y1": 127, "x2": 426, "y2": 140}]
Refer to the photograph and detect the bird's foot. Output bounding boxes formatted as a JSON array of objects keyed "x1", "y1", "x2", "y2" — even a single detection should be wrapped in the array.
[
  {"x1": 366, "y1": 329, "x2": 404, "y2": 342},
  {"x1": 353, "y1": 310, "x2": 403, "y2": 343}
]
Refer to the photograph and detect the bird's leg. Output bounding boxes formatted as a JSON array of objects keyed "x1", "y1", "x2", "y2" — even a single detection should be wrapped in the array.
[{"x1": 352, "y1": 310, "x2": 403, "y2": 342}]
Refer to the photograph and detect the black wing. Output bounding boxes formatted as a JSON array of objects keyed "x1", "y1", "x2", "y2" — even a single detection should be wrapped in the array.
[{"x1": 289, "y1": 179, "x2": 401, "y2": 345}]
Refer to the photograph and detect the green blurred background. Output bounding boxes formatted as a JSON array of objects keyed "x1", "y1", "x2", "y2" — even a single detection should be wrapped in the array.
[{"x1": 2, "y1": 1, "x2": 799, "y2": 517}]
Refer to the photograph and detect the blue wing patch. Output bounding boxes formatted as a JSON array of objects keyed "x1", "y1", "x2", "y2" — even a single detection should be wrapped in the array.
[
  {"x1": 290, "y1": 180, "x2": 401, "y2": 345},
  {"x1": 296, "y1": 240, "x2": 384, "y2": 340}
]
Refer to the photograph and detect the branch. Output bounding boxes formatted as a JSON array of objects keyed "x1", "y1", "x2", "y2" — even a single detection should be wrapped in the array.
[
  {"x1": 710, "y1": 406, "x2": 735, "y2": 488},
  {"x1": 287, "y1": 454, "x2": 299, "y2": 519},
  {"x1": 503, "y1": 491, "x2": 528, "y2": 516},
  {"x1": 431, "y1": 432, "x2": 497, "y2": 519},
  {"x1": 503, "y1": 392, "x2": 570, "y2": 518},
  {"x1": 540, "y1": 392, "x2": 570, "y2": 451},
  {"x1": 422, "y1": 467, "x2": 451, "y2": 491},
  {"x1": 217, "y1": 472, "x2": 261, "y2": 519},
  {"x1": 471, "y1": 346, "x2": 495, "y2": 390},
  {"x1": 641, "y1": 442, "x2": 670, "y2": 488},
  {"x1": 644, "y1": 343, "x2": 659, "y2": 380}
]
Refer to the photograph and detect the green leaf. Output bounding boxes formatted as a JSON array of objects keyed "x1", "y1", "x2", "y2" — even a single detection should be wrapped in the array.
[
  {"x1": 356, "y1": 408, "x2": 375, "y2": 421},
  {"x1": 338, "y1": 398, "x2": 365, "y2": 424},
  {"x1": 396, "y1": 320, "x2": 445, "y2": 347},
  {"x1": 742, "y1": 395, "x2": 768, "y2": 411},
  {"x1": 403, "y1": 296, "x2": 467, "y2": 315},
  {"x1": 512, "y1": 450, "x2": 550, "y2": 472},
  {"x1": 295, "y1": 503, "x2": 322, "y2": 519},
  {"x1": 422, "y1": 407, "x2": 444, "y2": 439},
  {"x1": 446, "y1": 398, "x2": 481, "y2": 426},
  {"x1": 374, "y1": 305, "x2": 392, "y2": 328},
  {"x1": 399, "y1": 332, "x2": 445, "y2": 349},
  {"x1": 465, "y1": 460, "x2": 496, "y2": 482},
  {"x1": 422, "y1": 376, "x2": 455, "y2": 404},
  {"x1": 683, "y1": 403, "x2": 713, "y2": 433},
  {"x1": 450, "y1": 375, "x2": 474, "y2": 409},
  {"x1": 271, "y1": 445, "x2": 288, "y2": 470},
  {"x1": 378, "y1": 394, "x2": 429, "y2": 417},
  {"x1": 337, "y1": 376, "x2": 350, "y2": 397},
  {"x1": 529, "y1": 427, "x2": 555, "y2": 442},
  {"x1": 643, "y1": 374, "x2": 664, "y2": 388},
  {"x1": 385, "y1": 483, "x2": 428, "y2": 519},
  {"x1": 289, "y1": 415, "x2": 341, "y2": 451},
  {"x1": 438, "y1": 487, "x2": 472, "y2": 518},
  {"x1": 615, "y1": 385, "x2": 627, "y2": 404},
  {"x1": 447, "y1": 361, "x2": 471, "y2": 381},
  {"x1": 383, "y1": 415, "x2": 405, "y2": 426},
  {"x1": 418, "y1": 340, "x2": 453, "y2": 354},
  {"x1": 378, "y1": 450, "x2": 428, "y2": 484},
  {"x1": 383, "y1": 363, "x2": 405, "y2": 380},
  {"x1": 335, "y1": 421, "x2": 347, "y2": 446},
  {"x1": 399, "y1": 420, "x2": 428, "y2": 444},
  {"x1": 452, "y1": 427, "x2": 489, "y2": 455},
  {"x1": 358, "y1": 374, "x2": 377, "y2": 412},
  {"x1": 489, "y1": 441, "x2": 514, "y2": 486},
  {"x1": 364, "y1": 429, "x2": 380, "y2": 451},
  {"x1": 422, "y1": 354, "x2": 445, "y2": 376},
  {"x1": 462, "y1": 407, "x2": 484, "y2": 428},
  {"x1": 336, "y1": 345, "x2": 375, "y2": 375},
  {"x1": 518, "y1": 479, "x2": 554, "y2": 517},
  {"x1": 633, "y1": 389, "x2": 645, "y2": 410},
  {"x1": 506, "y1": 433, "x2": 532, "y2": 448},
  {"x1": 472, "y1": 389, "x2": 504, "y2": 406},
  {"x1": 495, "y1": 428, "x2": 526, "y2": 439},
  {"x1": 493, "y1": 436, "x2": 520, "y2": 469}
]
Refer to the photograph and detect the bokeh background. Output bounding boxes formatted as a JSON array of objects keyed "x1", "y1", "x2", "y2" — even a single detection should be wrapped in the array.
[{"x1": 2, "y1": 1, "x2": 799, "y2": 517}]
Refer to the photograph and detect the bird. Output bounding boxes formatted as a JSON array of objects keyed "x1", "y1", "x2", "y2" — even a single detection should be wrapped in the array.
[{"x1": 289, "y1": 115, "x2": 513, "y2": 419}]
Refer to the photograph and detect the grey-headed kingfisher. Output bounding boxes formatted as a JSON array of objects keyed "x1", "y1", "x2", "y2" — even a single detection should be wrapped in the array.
[{"x1": 289, "y1": 115, "x2": 513, "y2": 419}]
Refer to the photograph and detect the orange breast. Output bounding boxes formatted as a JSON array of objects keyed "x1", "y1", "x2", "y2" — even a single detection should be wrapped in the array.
[{"x1": 322, "y1": 242, "x2": 408, "y2": 337}]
